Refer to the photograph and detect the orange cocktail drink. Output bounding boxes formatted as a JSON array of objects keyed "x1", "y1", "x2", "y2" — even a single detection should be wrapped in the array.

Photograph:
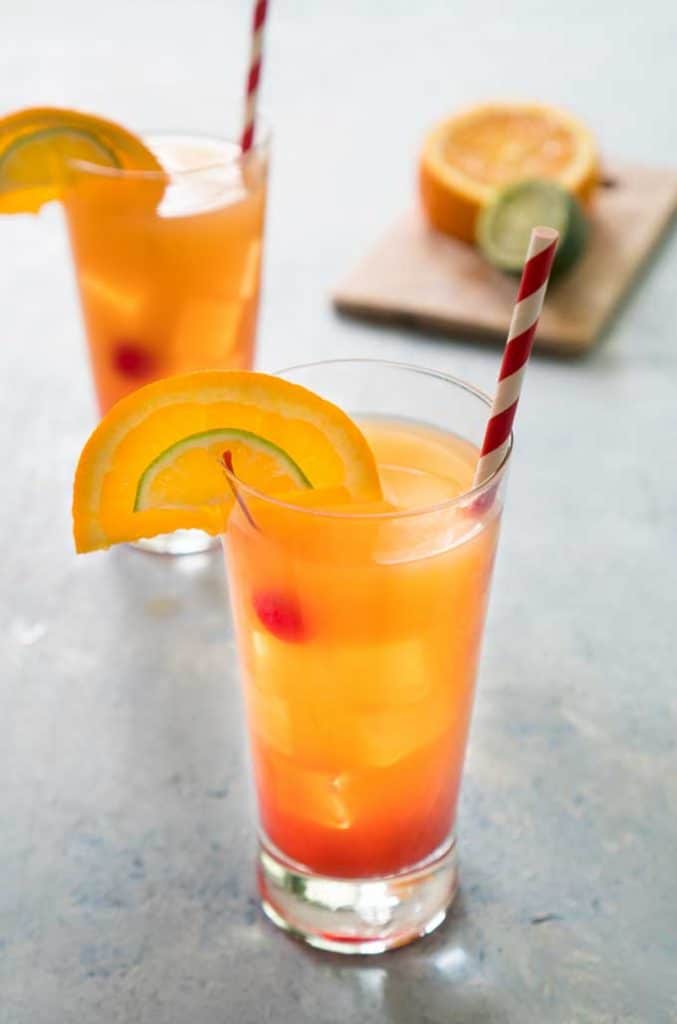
[
  {"x1": 64, "y1": 133, "x2": 269, "y2": 414},
  {"x1": 228, "y1": 420, "x2": 499, "y2": 875},
  {"x1": 70, "y1": 358, "x2": 512, "y2": 952},
  {"x1": 223, "y1": 360, "x2": 510, "y2": 951}
]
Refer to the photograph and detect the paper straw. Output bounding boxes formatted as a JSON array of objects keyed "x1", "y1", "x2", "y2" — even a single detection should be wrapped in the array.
[
  {"x1": 240, "y1": 0, "x2": 269, "y2": 154},
  {"x1": 473, "y1": 226, "x2": 559, "y2": 487}
]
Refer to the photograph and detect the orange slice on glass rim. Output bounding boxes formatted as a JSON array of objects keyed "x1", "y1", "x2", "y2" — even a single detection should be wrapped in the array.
[
  {"x1": 0, "y1": 106, "x2": 163, "y2": 214},
  {"x1": 419, "y1": 101, "x2": 599, "y2": 242},
  {"x1": 72, "y1": 370, "x2": 383, "y2": 552}
]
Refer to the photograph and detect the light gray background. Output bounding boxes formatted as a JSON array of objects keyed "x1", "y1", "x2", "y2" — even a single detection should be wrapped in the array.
[{"x1": 1, "y1": 2, "x2": 676, "y2": 1021}]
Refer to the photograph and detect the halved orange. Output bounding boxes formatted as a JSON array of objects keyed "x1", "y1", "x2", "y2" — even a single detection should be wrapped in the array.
[
  {"x1": 419, "y1": 101, "x2": 599, "y2": 242},
  {"x1": 72, "y1": 370, "x2": 382, "y2": 552},
  {"x1": 0, "y1": 106, "x2": 163, "y2": 213}
]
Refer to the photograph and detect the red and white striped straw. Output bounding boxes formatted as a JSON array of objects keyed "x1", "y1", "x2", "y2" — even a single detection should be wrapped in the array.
[
  {"x1": 473, "y1": 226, "x2": 559, "y2": 487},
  {"x1": 240, "y1": 0, "x2": 269, "y2": 155}
]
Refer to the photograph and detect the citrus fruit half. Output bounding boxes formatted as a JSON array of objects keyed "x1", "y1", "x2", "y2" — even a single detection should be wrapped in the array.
[
  {"x1": 72, "y1": 370, "x2": 382, "y2": 552},
  {"x1": 0, "y1": 106, "x2": 163, "y2": 214},
  {"x1": 419, "y1": 101, "x2": 599, "y2": 242},
  {"x1": 477, "y1": 179, "x2": 588, "y2": 275}
]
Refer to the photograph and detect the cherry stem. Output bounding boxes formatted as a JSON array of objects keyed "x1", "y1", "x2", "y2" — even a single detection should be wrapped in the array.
[{"x1": 221, "y1": 450, "x2": 259, "y2": 530}]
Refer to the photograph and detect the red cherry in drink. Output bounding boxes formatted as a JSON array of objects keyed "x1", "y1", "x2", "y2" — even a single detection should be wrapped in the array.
[
  {"x1": 113, "y1": 341, "x2": 155, "y2": 380},
  {"x1": 253, "y1": 590, "x2": 307, "y2": 643}
]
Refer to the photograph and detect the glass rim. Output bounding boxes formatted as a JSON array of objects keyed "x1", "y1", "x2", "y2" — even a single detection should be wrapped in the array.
[
  {"x1": 224, "y1": 358, "x2": 513, "y2": 522},
  {"x1": 67, "y1": 122, "x2": 272, "y2": 181}
]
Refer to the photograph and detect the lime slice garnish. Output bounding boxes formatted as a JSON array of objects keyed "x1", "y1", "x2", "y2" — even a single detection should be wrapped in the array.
[
  {"x1": 0, "y1": 127, "x2": 119, "y2": 187},
  {"x1": 0, "y1": 106, "x2": 163, "y2": 213},
  {"x1": 134, "y1": 427, "x2": 312, "y2": 512},
  {"x1": 477, "y1": 179, "x2": 588, "y2": 276}
]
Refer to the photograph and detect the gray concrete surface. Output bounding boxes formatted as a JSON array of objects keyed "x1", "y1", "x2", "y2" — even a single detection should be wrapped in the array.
[{"x1": 1, "y1": 2, "x2": 676, "y2": 1021}]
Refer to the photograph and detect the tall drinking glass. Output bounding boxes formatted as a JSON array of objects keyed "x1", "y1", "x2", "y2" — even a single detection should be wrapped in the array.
[
  {"x1": 223, "y1": 360, "x2": 511, "y2": 953},
  {"x1": 64, "y1": 128, "x2": 270, "y2": 553}
]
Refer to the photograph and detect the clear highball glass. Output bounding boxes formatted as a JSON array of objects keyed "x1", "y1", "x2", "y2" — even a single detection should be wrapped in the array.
[{"x1": 223, "y1": 360, "x2": 511, "y2": 953}]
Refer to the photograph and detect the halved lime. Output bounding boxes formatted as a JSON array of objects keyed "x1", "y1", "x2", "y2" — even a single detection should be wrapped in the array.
[
  {"x1": 477, "y1": 179, "x2": 588, "y2": 276},
  {"x1": 134, "y1": 427, "x2": 312, "y2": 512}
]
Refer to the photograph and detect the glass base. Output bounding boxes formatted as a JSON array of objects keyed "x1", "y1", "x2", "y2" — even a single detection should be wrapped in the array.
[
  {"x1": 129, "y1": 530, "x2": 220, "y2": 556},
  {"x1": 257, "y1": 837, "x2": 458, "y2": 954}
]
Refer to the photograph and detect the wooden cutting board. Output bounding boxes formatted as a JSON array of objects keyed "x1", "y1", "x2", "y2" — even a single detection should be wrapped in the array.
[{"x1": 333, "y1": 164, "x2": 677, "y2": 355}]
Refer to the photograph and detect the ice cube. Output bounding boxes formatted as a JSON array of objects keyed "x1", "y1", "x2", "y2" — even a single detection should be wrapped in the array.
[
  {"x1": 270, "y1": 765, "x2": 355, "y2": 831},
  {"x1": 80, "y1": 269, "x2": 143, "y2": 319},
  {"x1": 248, "y1": 690, "x2": 293, "y2": 757}
]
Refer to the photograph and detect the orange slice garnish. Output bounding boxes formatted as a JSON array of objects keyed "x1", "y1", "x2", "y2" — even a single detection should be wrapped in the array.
[
  {"x1": 0, "y1": 106, "x2": 163, "y2": 213},
  {"x1": 72, "y1": 370, "x2": 382, "y2": 552},
  {"x1": 419, "y1": 101, "x2": 599, "y2": 242}
]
